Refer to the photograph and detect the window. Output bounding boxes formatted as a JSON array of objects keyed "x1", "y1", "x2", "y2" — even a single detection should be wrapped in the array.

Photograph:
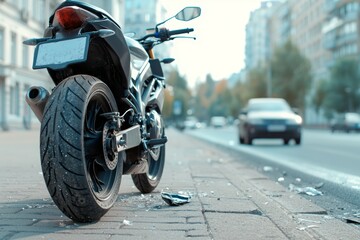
[
  {"x1": 11, "y1": 32, "x2": 17, "y2": 66},
  {"x1": 22, "y1": 37, "x2": 29, "y2": 68},
  {"x1": 32, "y1": 0, "x2": 45, "y2": 22},
  {"x1": 38, "y1": 0, "x2": 45, "y2": 22},
  {"x1": 0, "y1": 28, "x2": 4, "y2": 61},
  {"x1": 32, "y1": 0, "x2": 38, "y2": 21},
  {"x1": 19, "y1": 0, "x2": 27, "y2": 10},
  {"x1": 10, "y1": 83, "x2": 20, "y2": 116}
]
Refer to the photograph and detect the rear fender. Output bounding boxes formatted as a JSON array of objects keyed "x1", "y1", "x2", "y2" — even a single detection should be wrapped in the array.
[{"x1": 45, "y1": 19, "x2": 131, "y2": 103}]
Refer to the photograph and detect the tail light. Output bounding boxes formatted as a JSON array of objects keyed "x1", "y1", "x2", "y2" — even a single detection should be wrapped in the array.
[{"x1": 54, "y1": 6, "x2": 97, "y2": 30}]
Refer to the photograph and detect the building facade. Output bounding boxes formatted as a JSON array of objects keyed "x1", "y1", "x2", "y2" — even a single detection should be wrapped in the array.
[
  {"x1": 323, "y1": 0, "x2": 360, "y2": 65},
  {"x1": 82, "y1": 0, "x2": 125, "y2": 27},
  {"x1": 269, "y1": 1, "x2": 291, "y2": 51},
  {"x1": 0, "y1": 0, "x2": 61, "y2": 131},
  {"x1": 289, "y1": 0, "x2": 330, "y2": 81},
  {"x1": 124, "y1": 0, "x2": 171, "y2": 70},
  {"x1": 124, "y1": 0, "x2": 165, "y2": 37},
  {"x1": 245, "y1": 1, "x2": 283, "y2": 70}
]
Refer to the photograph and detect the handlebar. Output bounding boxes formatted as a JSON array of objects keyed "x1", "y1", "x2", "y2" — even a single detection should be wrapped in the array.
[
  {"x1": 167, "y1": 28, "x2": 194, "y2": 37},
  {"x1": 136, "y1": 28, "x2": 194, "y2": 42}
]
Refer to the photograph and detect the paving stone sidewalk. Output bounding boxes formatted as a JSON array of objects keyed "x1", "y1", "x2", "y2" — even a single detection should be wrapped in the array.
[{"x1": 0, "y1": 128, "x2": 359, "y2": 239}]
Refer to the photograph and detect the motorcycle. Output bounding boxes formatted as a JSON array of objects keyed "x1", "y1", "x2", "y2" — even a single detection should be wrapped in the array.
[{"x1": 24, "y1": 0, "x2": 201, "y2": 222}]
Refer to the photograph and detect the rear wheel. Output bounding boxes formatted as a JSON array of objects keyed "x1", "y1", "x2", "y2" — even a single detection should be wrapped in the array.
[
  {"x1": 40, "y1": 75, "x2": 122, "y2": 222},
  {"x1": 295, "y1": 137, "x2": 301, "y2": 145}
]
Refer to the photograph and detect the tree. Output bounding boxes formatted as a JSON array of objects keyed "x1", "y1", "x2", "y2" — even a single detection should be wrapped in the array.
[
  {"x1": 323, "y1": 58, "x2": 360, "y2": 114},
  {"x1": 193, "y1": 74, "x2": 216, "y2": 121},
  {"x1": 312, "y1": 79, "x2": 327, "y2": 114},
  {"x1": 229, "y1": 80, "x2": 245, "y2": 117},
  {"x1": 244, "y1": 68, "x2": 267, "y2": 100},
  {"x1": 270, "y1": 40, "x2": 312, "y2": 111},
  {"x1": 193, "y1": 75, "x2": 240, "y2": 121},
  {"x1": 209, "y1": 79, "x2": 232, "y2": 117},
  {"x1": 164, "y1": 69, "x2": 191, "y2": 120}
]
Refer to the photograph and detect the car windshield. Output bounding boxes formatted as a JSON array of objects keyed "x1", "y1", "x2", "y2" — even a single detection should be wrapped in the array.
[{"x1": 247, "y1": 101, "x2": 291, "y2": 112}]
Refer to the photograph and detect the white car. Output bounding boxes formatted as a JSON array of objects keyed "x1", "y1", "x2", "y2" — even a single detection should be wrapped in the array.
[{"x1": 210, "y1": 116, "x2": 227, "y2": 128}]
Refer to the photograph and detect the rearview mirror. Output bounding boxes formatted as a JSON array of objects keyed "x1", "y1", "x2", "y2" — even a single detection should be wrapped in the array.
[
  {"x1": 175, "y1": 7, "x2": 201, "y2": 21},
  {"x1": 155, "y1": 6, "x2": 201, "y2": 32}
]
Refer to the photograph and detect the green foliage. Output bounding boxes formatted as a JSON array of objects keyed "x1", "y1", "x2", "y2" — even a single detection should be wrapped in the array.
[
  {"x1": 226, "y1": 69, "x2": 267, "y2": 118},
  {"x1": 193, "y1": 74, "x2": 238, "y2": 121},
  {"x1": 210, "y1": 80, "x2": 232, "y2": 117},
  {"x1": 322, "y1": 58, "x2": 360, "y2": 114},
  {"x1": 312, "y1": 79, "x2": 328, "y2": 114},
  {"x1": 165, "y1": 69, "x2": 191, "y2": 120},
  {"x1": 270, "y1": 40, "x2": 312, "y2": 110},
  {"x1": 244, "y1": 68, "x2": 267, "y2": 100},
  {"x1": 229, "y1": 81, "x2": 245, "y2": 117},
  {"x1": 193, "y1": 74, "x2": 216, "y2": 121}
]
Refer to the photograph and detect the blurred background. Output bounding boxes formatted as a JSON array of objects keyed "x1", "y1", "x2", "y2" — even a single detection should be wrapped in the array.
[{"x1": 0, "y1": 0, "x2": 359, "y2": 130}]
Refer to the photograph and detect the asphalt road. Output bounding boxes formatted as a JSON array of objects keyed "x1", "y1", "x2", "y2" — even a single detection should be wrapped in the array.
[
  {"x1": 186, "y1": 126, "x2": 360, "y2": 188},
  {"x1": 185, "y1": 125, "x2": 360, "y2": 218}
]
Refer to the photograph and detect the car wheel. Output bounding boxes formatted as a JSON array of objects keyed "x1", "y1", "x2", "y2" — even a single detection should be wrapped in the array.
[
  {"x1": 295, "y1": 137, "x2": 301, "y2": 145},
  {"x1": 283, "y1": 139, "x2": 289, "y2": 145},
  {"x1": 245, "y1": 131, "x2": 253, "y2": 145},
  {"x1": 239, "y1": 136, "x2": 245, "y2": 144}
]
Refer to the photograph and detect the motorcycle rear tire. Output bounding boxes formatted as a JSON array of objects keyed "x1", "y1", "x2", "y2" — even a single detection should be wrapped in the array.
[{"x1": 40, "y1": 75, "x2": 122, "y2": 223}]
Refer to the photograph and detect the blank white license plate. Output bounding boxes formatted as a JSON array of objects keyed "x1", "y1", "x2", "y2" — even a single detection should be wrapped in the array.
[
  {"x1": 33, "y1": 36, "x2": 89, "y2": 70},
  {"x1": 267, "y1": 125, "x2": 286, "y2": 132}
]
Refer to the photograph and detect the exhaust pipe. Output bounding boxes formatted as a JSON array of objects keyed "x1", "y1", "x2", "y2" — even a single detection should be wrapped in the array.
[{"x1": 25, "y1": 86, "x2": 50, "y2": 122}]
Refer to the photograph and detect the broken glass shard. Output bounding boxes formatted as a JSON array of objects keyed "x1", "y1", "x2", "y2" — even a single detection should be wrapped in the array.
[{"x1": 161, "y1": 192, "x2": 191, "y2": 206}]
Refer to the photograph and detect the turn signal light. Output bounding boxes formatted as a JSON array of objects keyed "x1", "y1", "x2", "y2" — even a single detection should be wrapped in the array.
[{"x1": 54, "y1": 6, "x2": 96, "y2": 30}]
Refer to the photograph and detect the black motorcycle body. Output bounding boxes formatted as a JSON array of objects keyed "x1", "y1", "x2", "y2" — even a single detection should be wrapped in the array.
[{"x1": 24, "y1": 0, "x2": 200, "y2": 222}]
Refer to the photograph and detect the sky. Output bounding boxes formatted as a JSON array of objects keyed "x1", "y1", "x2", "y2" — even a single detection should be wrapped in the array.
[{"x1": 160, "y1": 0, "x2": 263, "y2": 87}]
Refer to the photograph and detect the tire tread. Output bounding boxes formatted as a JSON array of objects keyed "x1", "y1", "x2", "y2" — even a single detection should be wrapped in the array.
[{"x1": 40, "y1": 75, "x2": 121, "y2": 222}]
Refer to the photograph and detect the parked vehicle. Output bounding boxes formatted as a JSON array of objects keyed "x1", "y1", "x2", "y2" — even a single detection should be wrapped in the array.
[
  {"x1": 330, "y1": 112, "x2": 360, "y2": 133},
  {"x1": 184, "y1": 116, "x2": 200, "y2": 129},
  {"x1": 24, "y1": 1, "x2": 200, "y2": 222},
  {"x1": 237, "y1": 98, "x2": 302, "y2": 145},
  {"x1": 210, "y1": 116, "x2": 227, "y2": 128}
]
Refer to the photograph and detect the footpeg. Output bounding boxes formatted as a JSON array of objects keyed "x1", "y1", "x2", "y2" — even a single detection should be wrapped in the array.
[{"x1": 146, "y1": 137, "x2": 168, "y2": 148}]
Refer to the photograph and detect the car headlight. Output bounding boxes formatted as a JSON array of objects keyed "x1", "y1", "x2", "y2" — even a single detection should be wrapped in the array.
[{"x1": 286, "y1": 116, "x2": 302, "y2": 125}]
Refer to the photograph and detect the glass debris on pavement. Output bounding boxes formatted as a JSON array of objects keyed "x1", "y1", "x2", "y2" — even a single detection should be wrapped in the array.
[
  {"x1": 122, "y1": 219, "x2": 133, "y2": 226},
  {"x1": 289, "y1": 184, "x2": 323, "y2": 196},
  {"x1": 263, "y1": 166, "x2": 274, "y2": 172},
  {"x1": 161, "y1": 192, "x2": 191, "y2": 206},
  {"x1": 277, "y1": 177, "x2": 285, "y2": 182}
]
